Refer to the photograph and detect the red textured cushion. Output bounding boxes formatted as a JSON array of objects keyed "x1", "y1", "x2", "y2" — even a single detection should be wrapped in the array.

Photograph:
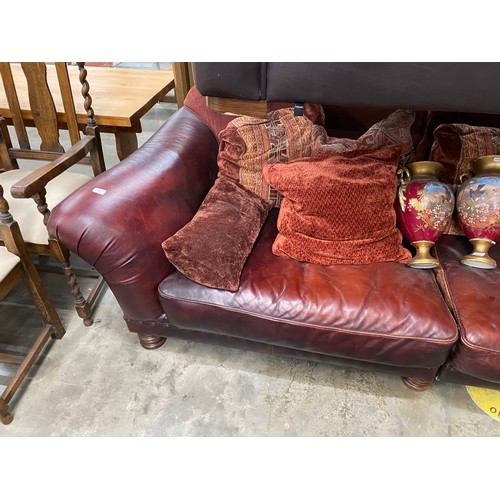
[
  {"x1": 263, "y1": 146, "x2": 412, "y2": 265},
  {"x1": 162, "y1": 176, "x2": 271, "y2": 292}
]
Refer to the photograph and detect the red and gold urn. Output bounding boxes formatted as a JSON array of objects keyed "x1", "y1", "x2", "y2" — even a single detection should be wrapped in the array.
[
  {"x1": 396, "y1": 161, "x2": 455, "y2": 268},
  {"x1": 457, "y1": 155, "x2": 500, "y2": 269}
]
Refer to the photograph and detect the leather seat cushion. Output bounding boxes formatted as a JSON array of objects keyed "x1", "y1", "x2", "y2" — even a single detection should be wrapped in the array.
[
  {"x1": 435, "y1": 235, "x2": 500, "y2": 382},
  {"x1": 160, "y1": 209, "x2": 458, "y2": 369}
]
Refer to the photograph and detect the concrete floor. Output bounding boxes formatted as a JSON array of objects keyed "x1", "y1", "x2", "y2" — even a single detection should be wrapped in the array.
[{"x1": 1, "y1": 93, "x2": 500, "y2": 437}]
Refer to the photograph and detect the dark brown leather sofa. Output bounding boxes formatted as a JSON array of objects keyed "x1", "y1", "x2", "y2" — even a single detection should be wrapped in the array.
[{"x1": 47, "y1": 63, "x2": 500, "y2": 391}]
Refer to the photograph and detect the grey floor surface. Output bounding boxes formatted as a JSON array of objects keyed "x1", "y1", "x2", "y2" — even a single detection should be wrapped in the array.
[{"x1": 1, "y1": 92, "x2": 500, "y2": 438}]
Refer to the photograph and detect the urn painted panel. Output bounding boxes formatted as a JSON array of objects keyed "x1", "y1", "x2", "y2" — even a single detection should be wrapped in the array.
[
  {"x1": 396, "y1": 161, "x2": 455, "y2": 268},
  {"x1": 457, "y1": 155, "x2": 500, "y2": 269}
]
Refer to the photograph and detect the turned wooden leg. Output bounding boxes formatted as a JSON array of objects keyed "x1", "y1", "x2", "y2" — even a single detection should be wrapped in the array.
[
  {"x1": 31, "y1": 190, "x2": 94, "y2": 327},
  {"x1": 49, "y1": 239, "x2": 93, "y2": 326},
  {"x1": 0, "y1": 398, "x2": 13, "y2": 425},
  {"x1": 401, "y1": 376, "x2": 432, "y2": 391},
  {"x1": 138, "y1": 334, "x2": 166, "y2": 350}
]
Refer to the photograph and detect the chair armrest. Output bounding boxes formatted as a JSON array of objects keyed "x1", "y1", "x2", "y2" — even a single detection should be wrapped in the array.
[
  {"x1": 9, "y1": 136, "x2": 95, "y2": 198},
  {"x1": 48, "y1": 107, "x2": 219, "y2": 322}
]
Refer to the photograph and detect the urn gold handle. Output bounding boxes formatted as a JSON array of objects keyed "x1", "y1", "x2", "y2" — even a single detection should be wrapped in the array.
[
  {"x1": 459, "y1": 172, "x2": 471, "y2": 184},
  {"x1": 397, "y1": 166, "x2": 411, "y2": 186}
]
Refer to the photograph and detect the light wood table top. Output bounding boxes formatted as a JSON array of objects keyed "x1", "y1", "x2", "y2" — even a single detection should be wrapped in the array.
[{"x1": 0, "y1": 64, "x2": 175, "y2": 159}]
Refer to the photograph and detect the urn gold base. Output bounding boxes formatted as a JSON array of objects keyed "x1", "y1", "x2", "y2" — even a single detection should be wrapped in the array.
[
  {"x1": 461, "y1": 238, "x2": 497, "y2": 269},
  {"x1": 407, "y1": 241, "x2": 440, "y2": 269}
]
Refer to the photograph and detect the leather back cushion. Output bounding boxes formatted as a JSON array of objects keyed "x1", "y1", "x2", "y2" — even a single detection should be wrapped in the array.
[{"x1": 263, "y1": 145, "x2": 411, "y2": 265}]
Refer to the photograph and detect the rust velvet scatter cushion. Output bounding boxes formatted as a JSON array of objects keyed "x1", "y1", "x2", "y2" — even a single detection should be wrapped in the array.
[
  {"x1": 263, "y1": 146, "x2": 412, "y2": 266},
  {"x1": 217, "y1": 105, "x2": 324, "y2": 207},
  {"x1": 429, "y1": 123, "x2": 500, "y2": 235},
  {"x1": 162, "y1": 177, "x2": 271, "y2": 292}
]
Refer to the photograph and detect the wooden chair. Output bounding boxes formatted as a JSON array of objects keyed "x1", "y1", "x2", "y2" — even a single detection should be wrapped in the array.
[
  {"x1": 0, "y1": 62, "x2": 106, "y2": 326},
  {"x1": 0, "y1": 184, "x2": 65, "y2": 425}
]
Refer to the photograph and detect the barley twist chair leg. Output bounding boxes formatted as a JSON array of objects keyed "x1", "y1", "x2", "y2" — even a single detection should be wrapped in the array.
[{"x1": 49, "y1": 239, "x2": 94, "y2": 326}]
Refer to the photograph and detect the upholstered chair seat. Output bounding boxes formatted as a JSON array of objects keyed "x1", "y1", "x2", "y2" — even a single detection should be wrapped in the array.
[
  {"x1": 0, "y1": 246, "x2": 20, "y2": 282},
  {"x1": 0, "y1": 169, "x2": 92, "y2": 245}
]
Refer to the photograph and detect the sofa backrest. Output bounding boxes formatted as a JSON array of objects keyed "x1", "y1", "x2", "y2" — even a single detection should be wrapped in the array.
[
  {"x1": 191, "y1": 63, "x2": 500, "y2": 162},
  {"x1": 193, "y1": 62, "x2": 500, "y2": 114}
]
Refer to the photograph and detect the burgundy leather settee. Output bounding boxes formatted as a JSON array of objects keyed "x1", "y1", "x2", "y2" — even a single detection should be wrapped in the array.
[{"x1": 48, "y1": 63, "x2": 500, "y2": 391}]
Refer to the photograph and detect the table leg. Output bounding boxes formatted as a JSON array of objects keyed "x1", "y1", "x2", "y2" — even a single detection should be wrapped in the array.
[
  {"x1": 115, "y1": 131, "x2": 138, "y2": 160},
  {"x1": 173, "y1": 62, "x2": 193, "y2": 108}
]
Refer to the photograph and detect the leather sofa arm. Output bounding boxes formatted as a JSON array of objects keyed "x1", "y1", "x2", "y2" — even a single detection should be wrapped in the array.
[{"x1": 48, "y1": 107, "x2": 219, "y2": 322}]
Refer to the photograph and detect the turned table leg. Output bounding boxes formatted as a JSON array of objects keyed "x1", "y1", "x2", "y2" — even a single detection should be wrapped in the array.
[{"x1": 138, "y1": 334, "x2": 166, "y2": 350}]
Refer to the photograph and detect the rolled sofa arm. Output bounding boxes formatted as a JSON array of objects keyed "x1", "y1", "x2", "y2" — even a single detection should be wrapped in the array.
[{"x1": 48, "y1": 107, "x2": 219, "y2": 323}]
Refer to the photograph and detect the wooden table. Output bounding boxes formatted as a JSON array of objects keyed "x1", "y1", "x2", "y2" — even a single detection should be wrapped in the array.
[{"x1": 0, "y1": 64, "x2": 175, "y2": 160}]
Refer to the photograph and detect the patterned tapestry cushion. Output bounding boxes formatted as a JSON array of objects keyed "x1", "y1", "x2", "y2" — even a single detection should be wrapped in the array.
[
  {"x1": 311, "y1": 108, "x2": 417, "y2": 165},
  {"x1": 217, "y1": 107, "x2": 416, "y2": 209},
  {"x1": 429, "y1": 123, "x2": 500, "y2": 235},
  {"x1": 262, "y1": 145, "x2": 412, "y2": 266},
  {"x1": 162, "y1": 176, "x2": 271, "y2": 292},
  {"x1": 217, "y1": 105, "x2": 324, "y2": 207}
]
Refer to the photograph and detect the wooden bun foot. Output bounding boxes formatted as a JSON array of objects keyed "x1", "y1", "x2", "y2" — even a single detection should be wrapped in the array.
[
  {"x1": 138, "y1": 334, "x2": 166, "y2": 350},
  {"x1": 401, "y1": 376, "x2": 432, "y2": 391}
]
